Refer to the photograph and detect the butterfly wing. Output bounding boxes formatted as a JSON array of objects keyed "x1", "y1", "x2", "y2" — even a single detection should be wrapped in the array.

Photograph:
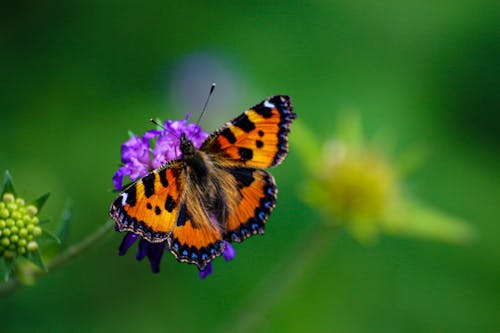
[
  {"x1": 167, "y1": 199, "x2": 225, "y2": 269},
  {"x1": 222, "y1": 167, "x2": 277, "y2": 243},
  {"x1": 201, "y1": 95, "x2": 296, "y2": 168},
  {"x1": 110, "y1": 162, "x2": 184, "y2": 242}
]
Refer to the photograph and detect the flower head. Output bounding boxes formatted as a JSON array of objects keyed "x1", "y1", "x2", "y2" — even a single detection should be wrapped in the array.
[
  {"x1": 112, "y1": 115, "x2": 235, "y2": 277},
  {"x1": 0, "y1": 193, "x2": 42, "y2": 260},
  {"x1": 293, "y1": 114, "x2": 474, "y2": 244},
  {"x1": 0, "y1": 171, "x2": 56, "y2": 281},
  {"x1": 112, "y1": 114, "x2": 209, "y2": 191}
]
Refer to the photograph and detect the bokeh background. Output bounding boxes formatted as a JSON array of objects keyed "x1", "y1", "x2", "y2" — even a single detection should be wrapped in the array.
[{"x1": 1, "y1": 1, "x2": 499, "y2": 332}]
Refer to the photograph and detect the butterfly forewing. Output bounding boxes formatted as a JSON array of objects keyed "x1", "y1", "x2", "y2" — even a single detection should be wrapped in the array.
[
  {"x1": 201, "y1": 95, "x2": 295, "y2": 168},
  {"x1": 110, "y1": 164, "x2": 183, "y2": 242}
]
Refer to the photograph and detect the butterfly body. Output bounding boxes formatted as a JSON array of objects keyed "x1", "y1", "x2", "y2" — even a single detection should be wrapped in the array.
[{"x1": 110, "y1": 95, "x2": 295, "y2": 269}]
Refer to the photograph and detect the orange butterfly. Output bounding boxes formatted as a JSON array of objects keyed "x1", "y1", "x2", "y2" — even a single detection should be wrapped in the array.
[{"x1": 110, "y1": 95, "x2": 296, "y2": 270}]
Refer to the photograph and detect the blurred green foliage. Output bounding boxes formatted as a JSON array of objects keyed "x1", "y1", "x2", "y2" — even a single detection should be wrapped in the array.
[{"x1": 0, "y1": 1, "x2": 498, "y2": 332}]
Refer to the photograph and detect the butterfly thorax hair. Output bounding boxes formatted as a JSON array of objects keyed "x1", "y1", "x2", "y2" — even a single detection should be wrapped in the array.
[{"x1": 179, "y1": 133, "x2": 240, "y2": 231}]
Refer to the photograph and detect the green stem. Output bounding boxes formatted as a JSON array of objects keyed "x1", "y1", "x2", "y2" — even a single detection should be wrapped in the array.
[
  {"x1": 217, "y1": 225, "x2": 336, "y2": 333},
  {"x1": 0, "y1": 221, "x2": 114, "y2": 296}
]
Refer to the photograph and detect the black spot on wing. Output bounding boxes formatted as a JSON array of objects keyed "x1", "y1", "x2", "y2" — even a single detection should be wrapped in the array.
[
  {"x1": 258, "y1": 130, "x2": 264, "y2": 137},
  {"x1": 154, "y1": 206, "x2": 161, "y2": 215},
  {"x1": 256, "y1": 140, "x2": 264, "y2": 148},
  {"x1": 146, "y1": 203, "x2": 152, "y2": 210},
  {"x1": 158, "y1": 168, "x2": 169, "y2": 187},
  {"x1": 238, "y1": 147, "x2": 253, "y2": 161},
  {"x1": 142, "y1": 173, "x2": 156, "y2": 198},
  {"x1": 126, "y1": 186, "x2": 137, "y2": 206},
  {"x1": 220, "y1": 128, "x2": 237, "y2": 144},
  {"x1": 165, "y1": 194, "x2": 176, "y2": 212},
  {"x1": 233, "y1": 113, "x2": 256, "y2": 133},
  {"x1": 176, "y1": 202, "x2": 188, "y2": 226},
  {"x1": 253, "y1": 103, "x2": 273, "y2": 118},
  {"x1": 227, "y1": 167, "x2": 255, "y2": 188}
]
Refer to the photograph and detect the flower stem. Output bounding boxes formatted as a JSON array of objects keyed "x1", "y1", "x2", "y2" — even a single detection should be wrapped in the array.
[
  {"x1": 0, "y1": 221, "x2": 114, "y2": 297},
  {"x1": 217, "y1": 225, "x2": 335, "y2": 333}
]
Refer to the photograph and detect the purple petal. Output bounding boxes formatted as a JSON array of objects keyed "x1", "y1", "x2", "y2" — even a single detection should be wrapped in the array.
[
  {"x1": 119, "y1": 232, "x2": 138, "y2": 256},
  {"x1": 121, "y1": 135, "x2": 150, "y2": 164},
  {"x1": 136, "y1": 238, "x2": 149, "y2": 261},
  {"x1": 127, "y1": 157, "x2": 150, "y2": 181},
  {"x1": 143, "y1": 129, "x2": 162, "y2": 141},
  {"x1": 147, "y1": 242, "x2": 166, "y2": 273},
  {"x1": 112, "y1": 166, "x2": 129, "y2": 191},
  {"x1": 152, "y1": 135, "x2": 181, "y2": 168},
  {"x1": 199, "y1": 262, "x2": 213, "y2": 279},
  {"x1": 223, "y1": 241, "x2": 236, "y2": 261}
]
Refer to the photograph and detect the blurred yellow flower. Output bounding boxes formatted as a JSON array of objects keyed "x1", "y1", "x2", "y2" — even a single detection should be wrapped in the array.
[{"x1": 292, "y1": 114, "x2": 474, "y2": 244}]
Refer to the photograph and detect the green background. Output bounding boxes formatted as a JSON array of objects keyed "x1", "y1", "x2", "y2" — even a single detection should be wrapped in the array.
[{"x1": 1, "y1": 1, "x2": 498, "y2": 332}]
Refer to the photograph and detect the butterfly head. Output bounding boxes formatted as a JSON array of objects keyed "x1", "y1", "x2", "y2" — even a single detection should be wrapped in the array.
[{"x1": 180, "y1": 133, "x2": 196, "y2": 160}]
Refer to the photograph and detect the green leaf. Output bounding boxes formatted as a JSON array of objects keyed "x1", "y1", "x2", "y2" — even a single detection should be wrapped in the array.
[
  {"x1": 128, "y1": 130, "x2": 136, "y2": 138},
  {"x1": 26, "y1": 250, "x2": 46, "y2": 271},
  {"x1": 1, "y1": 170, "x2": 17, "y2": 197},
  {"x1": 30, "y1": 192, "x2": 50, "y2": 211},
  {"x1": 40, "y1": 229, "x2": 61, "y2": 244},
  {"x1": 383, "y1": 200, "x2": 476, "y2": 245},
  {"x1": 0, "y1": 258, "x2": 14, "y2": 282},
  {"x1": 57, "y1": 201, "x2": 72, "y2": 249}
]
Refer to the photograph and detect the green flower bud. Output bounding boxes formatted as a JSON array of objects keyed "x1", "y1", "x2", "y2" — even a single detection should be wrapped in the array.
[
  {"x1": 11, "y1": 211, "x2": 22, "y2": 220},
  {"x1": 10, "y1": 226, "x2": 19, "y2": 234},
  {"x1": 6, "y1": 219, "x2": 15, "y2": 227},
  {"x1": 15, "y1": 198, "x2": 25, "y2": 206},
  {"x1": 16, "y1": 219, "x2": 24, "y2": 228},
  {"x1": 0, "y1": 208, "x2": 9, "y2": 218},
  {"x1": 19, "y1": 228, "x2": 28, "y2": 237},
  {"x1": 10, "y1": 235, "x2": 19, "y2": 243},
  {"x1": 27, "y1": 241, "x2": 38, "y2": 252},
  {"x1": 33, "y1": 227, "x2": 42, "y2": 237},
  {"x1": 7, "y1": 203, "x2": 17, "y2": 211},
  {"x1": 27, "y1": 205, "x2": 38, "y2": 216},
  {"x1": 18, "y1": 239, "x2": 27, "y2": 247},
  {"x1": 1, "y1": 237, "x2": 10, "y2": 246},
  {"x1": 17, "y1": 246, "x2": 26, "y2": 255},
  {"x1": 0, "y1": 219, "x2": 5, "y2": 228},
  {"x1": 3, "y1": 229, "x2": 11, "y2": 237},
  {"x1": 3, "y1": 193, "x2": 14, "y2": 204}
]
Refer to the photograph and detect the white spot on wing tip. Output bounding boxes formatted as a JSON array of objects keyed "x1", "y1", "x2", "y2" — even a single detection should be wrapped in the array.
[
  {"x1": 121, "y1": 193, "x2": 128, "y2": 205},
  {"x1": 263, "y1": 100, "x2": 274, "y2": 109}
]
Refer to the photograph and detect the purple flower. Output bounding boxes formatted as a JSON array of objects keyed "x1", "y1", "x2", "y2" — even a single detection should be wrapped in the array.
[
  {"x1": 113, "y1": 114, "x2": 233, "y2": 277},
  {"x1": 199, "y1": 241, "x2": 236, "y2": 279},
  {"x1": 112, "y1": 114, "x2": 209, "y2": 191}
]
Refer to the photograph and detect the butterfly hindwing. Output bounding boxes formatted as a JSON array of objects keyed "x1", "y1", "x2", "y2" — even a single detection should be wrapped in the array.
[
  {"x1": 110, "y1": 164, "x2": 183, "y2": 242},
  {"x1": 223, "y1": 168, "x2": 277, "y2": 243},
  {"x1": 168, "y1": 199, "x2": 225, "y2": 269},
  {"x1": 202, "y1": 95, "x2": 295, "y2": 168}
]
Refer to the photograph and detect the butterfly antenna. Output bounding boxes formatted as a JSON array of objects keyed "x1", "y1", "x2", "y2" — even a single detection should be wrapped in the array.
[
  {"x1": 196, "y1": 83, "x2": 216, "y2": 125},
  {"x1": 150, "y1": 118, "x2": 180, "y2": 139}
]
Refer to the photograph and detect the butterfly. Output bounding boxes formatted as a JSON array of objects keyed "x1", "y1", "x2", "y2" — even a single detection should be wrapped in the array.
[{"x1": 109, "y1": 95, "x2": 296, "y2": 270}]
